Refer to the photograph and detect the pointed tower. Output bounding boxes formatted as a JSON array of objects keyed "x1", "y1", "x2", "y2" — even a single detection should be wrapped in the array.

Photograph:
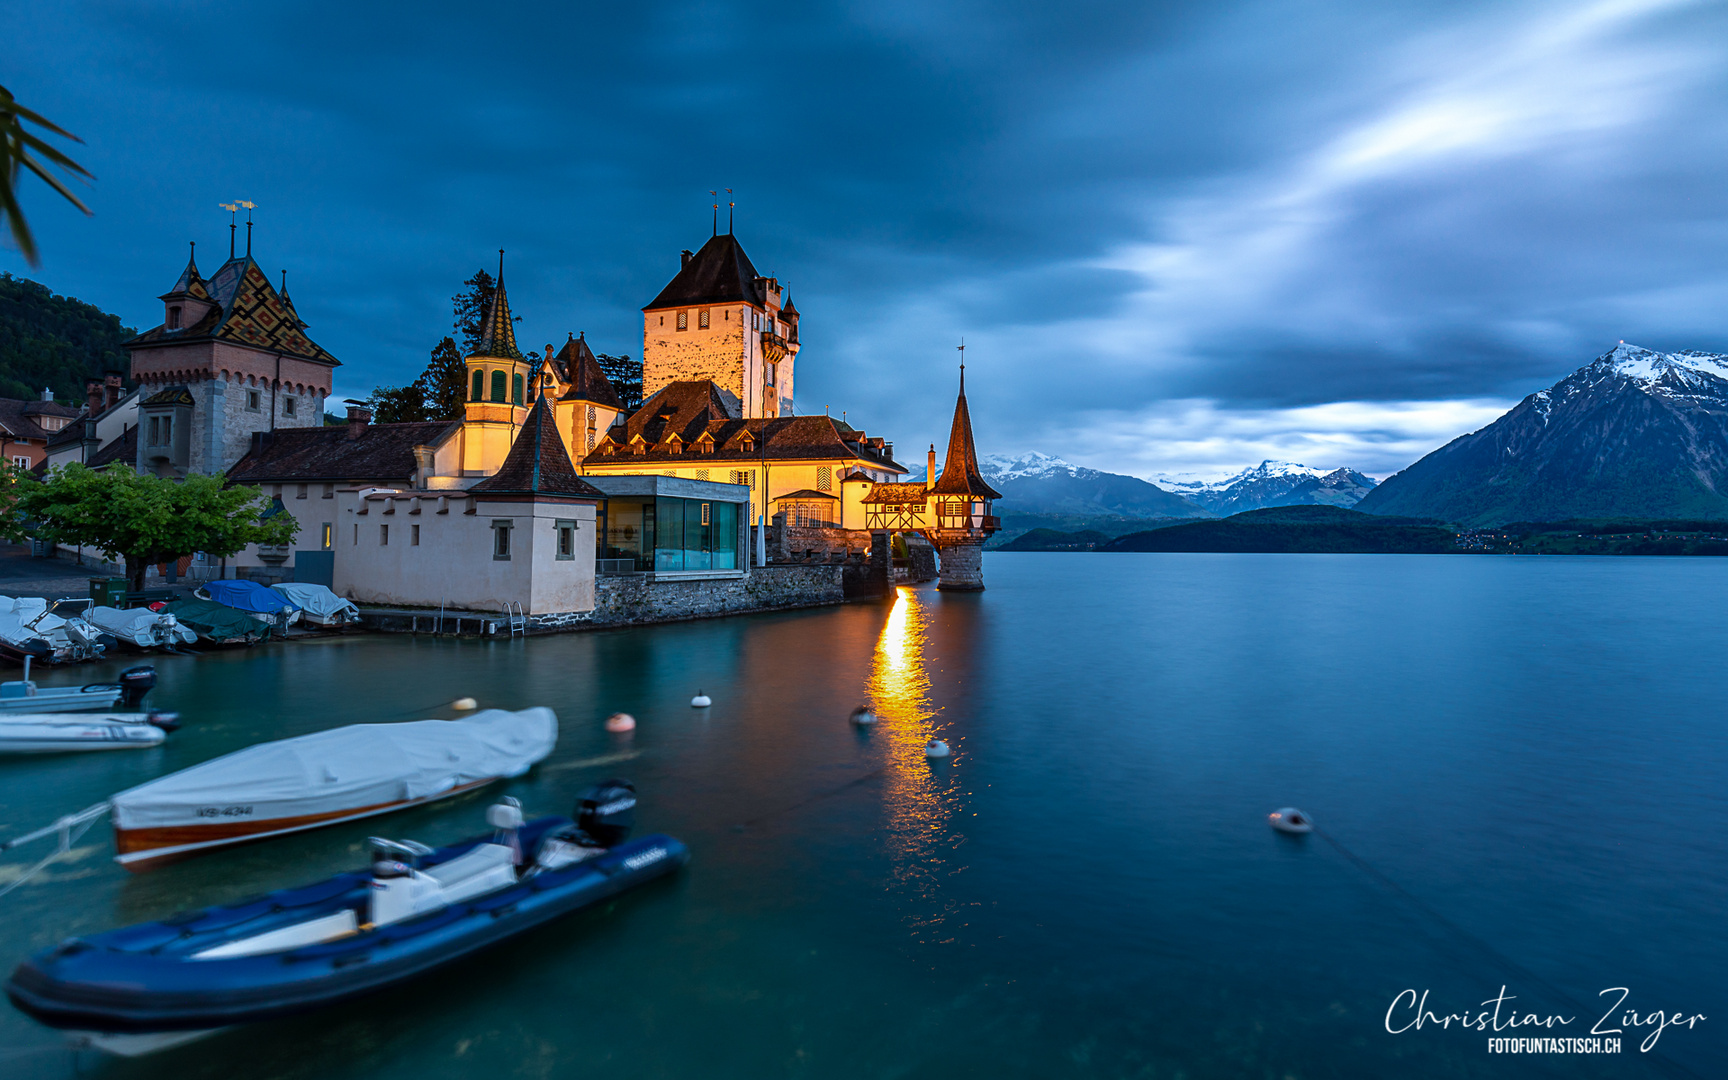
[
  {"x1": 461, "y1": 253, "x2": 534, "y2": 477},
  {"x1": 925, "y1": 364, "x2": 1000, "y2": 591}
]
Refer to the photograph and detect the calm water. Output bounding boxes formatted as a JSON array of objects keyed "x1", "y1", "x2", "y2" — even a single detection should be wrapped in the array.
[{"x1": 1, "y1": 554, "x2": 1723, "y2": 1078}]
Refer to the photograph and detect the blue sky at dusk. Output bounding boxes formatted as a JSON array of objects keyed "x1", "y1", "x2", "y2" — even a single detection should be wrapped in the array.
[{"x1": 7, "y1": 0, "x2": 1728, "y2": 479}]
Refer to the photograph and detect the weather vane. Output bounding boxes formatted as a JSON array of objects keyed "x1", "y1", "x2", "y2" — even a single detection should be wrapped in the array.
[
  {"x1": 710, "y1": 190, "x2": 718, "y2": 236},
  {"x1": 726, "y1": 188, "x2": 734, "y2": 234}
]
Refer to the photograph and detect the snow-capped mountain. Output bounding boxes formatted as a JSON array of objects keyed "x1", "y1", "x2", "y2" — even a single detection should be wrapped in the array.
[
  {"x1": 1359, "y1": 343, "x2": 1728, "y2": 525},
  {"x1": 1154, "y1": 460, "x2": 1378, "y2": 514},
  {"x1": 956, "y1": 453, "x2": 1210, "y2": 519}
]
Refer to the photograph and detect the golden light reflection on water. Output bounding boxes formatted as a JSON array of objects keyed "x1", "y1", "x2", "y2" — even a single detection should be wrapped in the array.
[{"x1": 867, "y1": 586, "x2": 972, "y2": 948}]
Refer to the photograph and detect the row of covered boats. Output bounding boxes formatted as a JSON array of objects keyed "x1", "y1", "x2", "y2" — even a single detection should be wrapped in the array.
[{"x1": 1, "y1": 698, "x2": 688, "y2": 1055}]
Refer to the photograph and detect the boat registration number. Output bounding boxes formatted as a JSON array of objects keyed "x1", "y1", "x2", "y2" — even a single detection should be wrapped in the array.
[{"x1": 195, "y1": 805, "x2": 255, "y2": 818}]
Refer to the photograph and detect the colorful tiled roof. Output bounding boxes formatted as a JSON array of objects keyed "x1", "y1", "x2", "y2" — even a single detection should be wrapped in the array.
[
  {"x1": 127, "y1": 256, "x2": 340, "y2": 367},
  {"x1": 474, "y1": 276, "x2": 523, "y2": 360},
  {"x1": 644, "y1": 233, "x2": 765, "y2": 310},
  {"x1": 471, "y1": 397, "x2": 604, "y2": 498}
]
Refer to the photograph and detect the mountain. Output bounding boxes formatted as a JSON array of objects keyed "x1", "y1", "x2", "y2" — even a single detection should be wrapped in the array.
[
  {"x1": 0, "y1": 274, "x2": 137, "y2": 403},
  {"x1": 959, "y1": 453, "x2": 1210, "y2": 519},
  {"x1": 1358, "y1": 343, "x2": 1728, "y2": 526},
  {"x1": 1099, "y1": 505, "x2": 1456, "y2": 553},
  {"x1": 1154, "y1": 460, "x2": 1378, "y2": 514}
]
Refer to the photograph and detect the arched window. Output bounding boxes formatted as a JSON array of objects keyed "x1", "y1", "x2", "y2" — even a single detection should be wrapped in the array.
[
  {"x1": 511, "y1": 373, "x2": 524, "y2": 405},
  {"x1": 490, "y1": 370, "x2": 507, "y2": 403},
  {"x1": 470, "y1": 369, "x2": 484, "y2": 402}
]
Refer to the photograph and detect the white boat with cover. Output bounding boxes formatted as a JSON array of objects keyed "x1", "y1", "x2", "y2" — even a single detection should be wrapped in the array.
[
  {"x1": 108, "y1": 707, "x2": 558, "y2": 870},
  {"x1": 0, "y1": 597, "x2": 113, "y2": 664},
  {"x1": 87, "y1": 607, "x2": 198, "y2": 651},
  {"x1": 268, "y1": 583, "x2": 360, "y2": 628}
]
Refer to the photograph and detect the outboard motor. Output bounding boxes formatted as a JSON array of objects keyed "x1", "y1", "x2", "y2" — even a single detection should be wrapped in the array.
[
  {"x1": 575, "y1": 778, "x2": 636, "y2": 848},
  {"x1": 146, "y1": 711, "x2": 181, "y2": 732},
  {"x1": 117, "y1": 666, "x2": 156, "y2": 709}
]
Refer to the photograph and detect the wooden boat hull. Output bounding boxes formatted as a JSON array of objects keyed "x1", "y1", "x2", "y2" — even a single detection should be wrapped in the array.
[{"x1": 112, "y1": 777, "x2": 497, "y2": 872}]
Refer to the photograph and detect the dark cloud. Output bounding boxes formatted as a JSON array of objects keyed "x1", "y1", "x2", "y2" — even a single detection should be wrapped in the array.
[{"x1": 6, "y1": 0, "x2": 1727, "y2": 477}]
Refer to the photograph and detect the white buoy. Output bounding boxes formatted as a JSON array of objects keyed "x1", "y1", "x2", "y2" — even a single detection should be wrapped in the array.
[
  {"x1": 925, "y1": 738, "x2": 950, "y2": 759},
  {"x1": 452, "y1": 697, "x2": 478, "y2": 712},
  {"x1": 690, "y1": 691, "x2": 712, "y2": 708},
  {"x1": 1269, "y1": 807, "x2": 1312, "y2": 834},
  {"x1": 604, "y1": 712, "x2": 636, "y2": 733},
  {"x1": 850, "y1": 706, "x2": 876, "y2": 726}
]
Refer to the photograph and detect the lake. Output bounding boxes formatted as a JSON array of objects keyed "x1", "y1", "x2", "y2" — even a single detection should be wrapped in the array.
[{"x1": 1, "y1": 553, "x2": 1722, "y2": 1078}]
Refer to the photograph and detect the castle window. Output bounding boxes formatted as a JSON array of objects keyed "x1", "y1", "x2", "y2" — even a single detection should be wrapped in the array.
[
  {"x1": 353, "y1": 523, "x2": 358, "y2": 545},
  {"x1": 730, "y1": 470, "x2": 754, "y2": 488},
  {"x1": 147, "y1": 417, "x2": 160, "y2": 446},
  {"x1": 556, "y1": 519, "x2": 576, "y2": 560},
  {"x1": 471, "y1": 370, "x2": 485, "y2": 402},
  {"x1": 752, "y1": 310, "x2": 760, "y2": 330},
  {"x1": 817, "y1": 466, "x2": 832, "y2": 492},
  {"x1": 296, "y1": 484, "x2": 308, "y2": 499},
  {"x1": 511, "y1": 373, "x2": 524, "y2": 405},
  {"x1": 246, "y1": 390, "x2": 260, "y2": 412},
  {"x1": 411, "y1": 524, "x2": 420, "y2": 546},
  {"x1": 658, "y1": 315, "x2": 664, "y2": 326},
  {"x1": 322, "y1": 484, "x2": 334, "y2": 499},
  {"x1": 492, "y1": 520, "x2": 512, "y2": 560},
  {"x1": 11, "y1": 456, "x2": 26, "y2": 469},
  {"x1": 765, "y1": 362, "x2": 775, "y2": 386},
  {"x1": 490, "y1": 370, "x2": 507, "y2": 403},
  {"x1": 380, "y1": 524, "x2": 389, "y2": 546},
  {"x1": 282, "y1": 397, "x2": 296, "y2": 417},
  {"x1": 321, "y1": 523, "x2": 332, "y2": 550},
  {"x1": 698, "y1": 308, "x2": 710, "y2": 329},
  {"x1": 676, "y1": 310, "x2": 688, "y2": 331},
  {"x1": 167, "y1": 306, "x2": 181, "y2": 329},
  {"x1": 723, "y1": 309, "x2": 729, "y2": 320}
]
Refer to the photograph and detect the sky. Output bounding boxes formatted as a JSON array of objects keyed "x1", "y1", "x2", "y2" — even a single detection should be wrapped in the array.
[{"x1": 6, "y1": 0, "x2": 1728, "y2": 481}]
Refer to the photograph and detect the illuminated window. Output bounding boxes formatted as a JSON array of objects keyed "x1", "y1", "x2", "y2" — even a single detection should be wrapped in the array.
[{"x1": 321, "y1": 523, "x2": 332, "y2": 550}]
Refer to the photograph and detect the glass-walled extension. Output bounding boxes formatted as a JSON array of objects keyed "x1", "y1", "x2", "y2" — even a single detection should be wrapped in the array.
[{"x1": 601, "y1": 496, "x2": 739, "y2": 572}]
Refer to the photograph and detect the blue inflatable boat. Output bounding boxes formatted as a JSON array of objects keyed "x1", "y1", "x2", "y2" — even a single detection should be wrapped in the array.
[{"x1": 6, "y1": 780, "x2": 684, "y2": 1047}]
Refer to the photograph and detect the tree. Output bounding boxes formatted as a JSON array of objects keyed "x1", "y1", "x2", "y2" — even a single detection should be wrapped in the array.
[
  {"x1": 597, "y1": 352, "x2": 643, "y2": 411},
  {"x1": 365, "y1": 382, "x2": 428, "y2": 423},
  {"x1": 1, "y1": 86, "x2": 93, "y2": 267},
  {"x1": 419, "y1": 335, "x2": 467, "y2": 421},
  {"x1": 452, "y1": 270, "x2": 494, "y2": 356},
  {"x1": 16, "y1": 464, "x2": 299, "y2": 589},
  {"x1": 0, "y1": 273, "x2": 137, "y2": 402}
]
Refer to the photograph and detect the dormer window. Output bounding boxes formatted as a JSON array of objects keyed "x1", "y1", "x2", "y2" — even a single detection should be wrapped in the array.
[{"x1": 167, "y1": 306, "x2": 181, "y2": 329}]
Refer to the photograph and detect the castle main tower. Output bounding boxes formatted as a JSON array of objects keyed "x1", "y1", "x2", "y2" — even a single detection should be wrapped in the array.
[{"x1": 641, "y1": 231, "x2": 799, "y2": 419}]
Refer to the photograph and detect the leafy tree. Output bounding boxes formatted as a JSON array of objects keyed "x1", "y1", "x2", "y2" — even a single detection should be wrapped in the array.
[
  {"x1": 0, "y1": 273, "x2": 136, "y2": 402},
  {"x1": 419, "y1": 335, "x2": 467, "y2": 421},
  {"x1": 1, "y1": 85, "x2": 93, "y2": 267},
  {"x1": 596, "y1": 352, "x2": 643, "y2": 411},
  {"x1": 15, "y1": 464, "x2": 298, "y2": 589},
  {"x1": 365, "y1": 382, "x2": 428, "y2": 423}
]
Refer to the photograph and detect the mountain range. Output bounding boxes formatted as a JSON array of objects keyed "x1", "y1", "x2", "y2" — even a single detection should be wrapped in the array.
[
  {"x1": 1358, "y1": 343, "x2": 1728, "y2": 525},
  {"x1": 975, "y1": 453, "x2": 1209, "y2": 520},
  {"x1": 1154, "y1": 460, "x2": 1378, "y2": 514}
]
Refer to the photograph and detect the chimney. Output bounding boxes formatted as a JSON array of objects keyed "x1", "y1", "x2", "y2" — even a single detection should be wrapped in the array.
[
  {"x1": 346, "y1": 405, "x2": 372, "y2": 440},
  {"x1": 927, "y1": 444, "x2": 936, "y2": 491},
  {"x1": 680, "y1": 249, "x2": 694, "y2": 267},
  {"x1": 85, "y1": 379, "x2": 104, "y2": 416},
  {"x1": 412, "y1": 444, "x2": 436, "y2": 489},
  {"x1": 884, "y1": 441, "x2": 893, "y2": 461},
  {"x1": 103, "y1": 372, "x2": 123, "y2": 409},
  {"x1": 40, "y1": 387, "x2": 52, "y2": 402}
]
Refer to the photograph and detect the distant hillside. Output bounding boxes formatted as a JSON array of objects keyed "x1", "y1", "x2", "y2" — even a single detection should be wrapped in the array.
[
  {"x1": 986, "y1": 512, "x2": 1192, "y2": 549},
  {"x1": 1099, "y1": 506, "x2": 1458, "y2": 553},
  {"x1": 1359, "y1": 343, "x2": 1728, "y2": 526},
  {"x1": 1155, "y1": 460, "x2": 1378, "y2": 513},
  {"x1": 997, "y1": 528, "x2": 1115, "y2": 551},
  {"x1": 974, "y1": 453, "x2": 1209, "y2": 520},
  {"x1": 0, "y1": 274, "x2": 136, "y2": 403}
]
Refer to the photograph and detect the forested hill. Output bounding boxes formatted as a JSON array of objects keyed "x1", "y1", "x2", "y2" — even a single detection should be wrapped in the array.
[
  {"x1": 1098, "y1": 506, "x2": 1458, "y2": 553},
  {"x1": 0, "y1": 274, "x2": 138, "y2": 403}
]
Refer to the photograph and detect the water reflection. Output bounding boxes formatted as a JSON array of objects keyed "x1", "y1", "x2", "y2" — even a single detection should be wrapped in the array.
[{"x1": 867, "y1": 586, "x2": 969, "y2": 948}]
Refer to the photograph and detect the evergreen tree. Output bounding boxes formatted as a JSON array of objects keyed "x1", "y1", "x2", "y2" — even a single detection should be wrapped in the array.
[
  {"x1": 597, "y1": 352, "x2": 643, "y2": 411},
  {"x1": 365, "y1": 383, "x2": 428, "y2": 423},
  {"x1": 452, "y1": 270, "x2": 494, "y2": 356},
  {"x1": 418, "y1": 336, "x2": 467, "y2": 421}
]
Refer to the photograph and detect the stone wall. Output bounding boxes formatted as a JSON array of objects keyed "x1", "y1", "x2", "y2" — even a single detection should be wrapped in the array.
[{"x1": 935, "y1": 541, "x2": 984, "y2": 591}]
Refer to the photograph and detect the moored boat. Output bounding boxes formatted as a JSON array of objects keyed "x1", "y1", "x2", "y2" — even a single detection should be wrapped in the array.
[
  {"x1": 0, "y1": 597, "x2": 114, "y2": 664},
  {"x1": 108, "y1": 707, "x2": 557, "y2": 870},
  {"x1": 5, "y1": 782, "x2": 686, "y2": 1050},
  {"x1": 0, "y1": 660, "x2": 157, "y2": 714},
  {"x1": 269, "y1": 583, "x2": 359, "y2": 628},
  {"x1": 87, "y1": 607, "x2": 199, "y2": 651},
  {"x1": 0, "y1": 713, "x2": 180, "y2": 754}
]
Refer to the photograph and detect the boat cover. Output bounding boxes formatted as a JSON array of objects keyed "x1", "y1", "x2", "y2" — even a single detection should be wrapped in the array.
[
  {"x1": 0, "y1": 596, "x2": 66, "y2": 639},
  {"x1": 270, "y1": 583, "x2": 359, "y2": 624},
  {"x1": 110, "y1": 708, "x2": 558, "y2": 830},
  {"x1": 158, "y1": 599, "x2": 272, "y2": 643},
  {"x1": 202, "y1": 580, "x2": 300, "y2": 615},
  {"x1": 88, "y1": 607, "x2": 199, "y2": 647}
]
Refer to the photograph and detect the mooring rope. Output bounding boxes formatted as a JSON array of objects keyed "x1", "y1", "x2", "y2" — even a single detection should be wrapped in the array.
[
  {"x1": 1315, "y1": 826, "x2": 1704, "y2": 1080},
  {"x1": 733, "y1": 767, "x2": 886, "y2": 831},
  {"x1": 0, "y1": 802, "x2": 111, "y2": 899}
]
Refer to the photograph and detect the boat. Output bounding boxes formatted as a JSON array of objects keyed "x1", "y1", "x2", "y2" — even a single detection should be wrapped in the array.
[
  {"x1": 5, "y1": 782, "x2": 686, "y2": 1054},
  {"x1": 269, "y1": 583, "x2": 360, "y2": 628},
  {"x1": 0, "y1": 597, "x2": 115, "y2": 664},
  {"x1": 1268, "y1": 807, "x2": 1312, "y2": 834},
  {"x1": 0, "y1": 713, "x2": 180, "y2": 754},
  {"x1": 196, "y1": 580, "x2": 301, "y2": 630},
  {"x1": 0, "y1": 659, "x2": 157, "y2": 714},
  {"x1": 156, "y1": 598, "x2": 274, "y2": 646},
  {"x1": 87, "y1": 606, "x2": 199, "y2": 651},
  {"x1": 108, "y1": 707, "x2": 558, "y2": 870}
]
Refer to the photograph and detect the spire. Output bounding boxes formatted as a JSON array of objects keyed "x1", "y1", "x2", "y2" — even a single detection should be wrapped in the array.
[
  {"x1": 474, "y1": 250, "x2": 523, "y2": 359},
  {"x1": 164, "y1": 241, "x2": 202, "y2": 296},
  {"x1": 930, "y1": 357, "x2": 1002, "y2": 499}
]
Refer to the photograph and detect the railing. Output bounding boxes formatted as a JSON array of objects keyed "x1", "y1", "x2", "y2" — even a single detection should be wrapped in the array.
[{"x1": 596, "y1": 558, "x2": 645, "y2": 576}]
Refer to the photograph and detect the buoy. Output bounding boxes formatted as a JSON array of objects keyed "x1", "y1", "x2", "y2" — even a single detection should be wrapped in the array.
[
  {"x1": 604, "y1": 712, "x2": 636, "y2": 733},
  {"x1": 925, "y1": 738, "x2": 950, "y2": 759},
  {"x1": 1269, "y1": 807, "x2": 1312, "y2": 834},
  {"x1": 849, "y1": 706, "x2": 876, "y2": 726},
  {"x1": 452, "y1": 697, "x2": 478, "y2": 712},
  {"x1": 690, "y1": 691, "x2": 711, "y2": 708}
]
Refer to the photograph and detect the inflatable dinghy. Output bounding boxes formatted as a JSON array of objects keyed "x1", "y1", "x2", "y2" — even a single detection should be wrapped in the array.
[
  {"x1": 1268, "y1": 807, "x2": 1312, "y2": 834},
  {"x1": 0, "y1": 712, "x2": 179, "y2": 754},
  {"x1": 5, "y1": 781, "x2": 685, "y2": 1051}
]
